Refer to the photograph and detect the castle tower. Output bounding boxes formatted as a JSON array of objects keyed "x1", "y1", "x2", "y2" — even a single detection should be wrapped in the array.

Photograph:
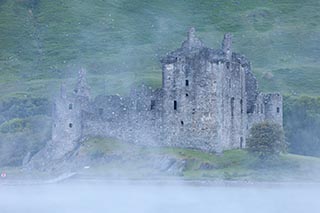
[
  {"x1": 182, "y1": 27, "x2": 204, "y2": 50},
  {"x1": 50, "y1": 68, "x2": 90, "y2": 158},
  {"x1": 160, "y1": 28, "x2": 224, "y2": 151},
  {"x1": 264, "y1": 93, "x2": 283, "y2": 125},
  {"x1": 222, "y1": 33, "x2": 232, "y2": 60},
  {"x1": 74, "y1": 68, "x2": 90, "y2": 98}
]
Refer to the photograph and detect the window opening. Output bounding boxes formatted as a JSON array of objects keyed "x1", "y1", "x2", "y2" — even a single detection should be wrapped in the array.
[
  {"x1": 226, "y1": 62, "x2": 230, "y2": 69},
  {"x1": 231, "y1": 97, "x2": 235, "y2": 117},
  {"x1": 174, "y1": 101, "x2": 177, "y2": 110},
  {"x1": 261, "y1": 104, "x2": 263, "y2": 113},
  {"x1": 186, "y1": 80, "x2": 189, "y2": 86},
  {"x1": 277, "y1": 107, "x2": 280, "y2": 113},
  {"x1": 181, "y1": 120, "x2": 184, "y2": 126},
  {"x1": 240, "y1": 99, "x2": 243, "y2": 114},
  {"x1": 69, "y1": 123, "x2": 73, "y2": 128},
  {"x1": 186, "y1": 93, "x2": 189, "y2": 97},
  {"x1": 150, "y1": 100, "x2": 156, "y2": 110},
  {"x1": 240, "y1": 137, "x2": 243, "y2": 149},
  {"x1": 99, "y1": 108, "x2": 104, "y2": 116},
  {"x1": 69, "y1": 103, "x2": 73, "y2": 110}
]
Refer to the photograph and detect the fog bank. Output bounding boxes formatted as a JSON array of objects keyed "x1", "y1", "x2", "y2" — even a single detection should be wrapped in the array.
[{"x1": 0, "y1": 182, "x2": 319, "y2": 213}]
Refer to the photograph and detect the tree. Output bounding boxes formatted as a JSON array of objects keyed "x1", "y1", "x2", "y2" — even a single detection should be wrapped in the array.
[
  {"x1": 246, "y1": 122, "x2": 286, "y2": 160},
  {"x1": 284, "y1": 95, "x2": 320, "y2": 157}
]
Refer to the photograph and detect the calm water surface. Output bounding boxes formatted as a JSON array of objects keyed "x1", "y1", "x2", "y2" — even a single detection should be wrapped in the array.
[{"x1": 0, "y1": 181, "x2": 319, "y2": 213}]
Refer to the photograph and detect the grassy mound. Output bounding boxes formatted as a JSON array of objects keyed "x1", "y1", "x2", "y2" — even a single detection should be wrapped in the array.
[{"x1": 74, "y1": 137, "x2": 320, "y2": 181}]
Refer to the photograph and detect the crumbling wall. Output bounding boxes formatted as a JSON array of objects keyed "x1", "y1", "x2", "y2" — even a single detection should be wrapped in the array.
[{"x1": 47, "y1": 29, "x2": 283, "y2": 156}]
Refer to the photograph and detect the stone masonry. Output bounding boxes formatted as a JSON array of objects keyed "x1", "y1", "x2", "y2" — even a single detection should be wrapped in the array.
[{"x1": 49, "y1": 28, "x2": 283, "y2": 158}]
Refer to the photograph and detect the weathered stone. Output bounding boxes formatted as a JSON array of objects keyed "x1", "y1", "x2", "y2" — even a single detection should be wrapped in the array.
[
  {"x1": 199, "y1": 162, "x2": 217, "y2": 170},
  {"x1": 28, "y1": 28, "x2": 283, "y2": 168}
]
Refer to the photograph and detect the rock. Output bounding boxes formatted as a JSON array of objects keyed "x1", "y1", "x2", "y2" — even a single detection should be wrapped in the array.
[{"x1": 199, "y1": 162, "x2": 216, "y2": 170}]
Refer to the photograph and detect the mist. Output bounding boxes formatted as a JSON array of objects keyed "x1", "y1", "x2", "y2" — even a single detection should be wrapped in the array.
[
  {"x1": 1, "y1": 1, "x2": 320, "y2": 212},
  {"x1": 1, "y1": 182, "x2": 320, "y2": 213}
]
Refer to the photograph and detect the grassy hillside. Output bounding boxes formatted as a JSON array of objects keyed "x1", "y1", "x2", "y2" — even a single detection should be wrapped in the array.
[
  {"x1": 1, "y1": 0, "x2": 320, "y2": 167},
  {"x1": 2, "y1": 137, "x2": 316, "y2": 181},
  {"x1": 1, "y1": 0, "x2": 320, "y2": 97},
  {"x1": 62, "y1": 137, "x2": 320, "y2": 181},
  {"x1": 2, "y1": 137, "x2": 320, "y2": 181}
]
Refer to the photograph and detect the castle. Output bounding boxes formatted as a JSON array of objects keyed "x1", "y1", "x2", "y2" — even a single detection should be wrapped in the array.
[{"x1": 49, "y1": 28, "x2": 282, "y2": 159}]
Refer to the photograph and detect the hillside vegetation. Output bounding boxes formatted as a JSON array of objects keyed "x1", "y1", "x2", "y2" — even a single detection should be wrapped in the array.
[
  {"x1": 1, "y1": 0, "x2": 320, "y2": 96},
  {"x1": 1, "y1": 0, "x2": 320, "y2": 166},
  {"x1": 76, "y1": 138, "x2": 320, "y2": 181}
]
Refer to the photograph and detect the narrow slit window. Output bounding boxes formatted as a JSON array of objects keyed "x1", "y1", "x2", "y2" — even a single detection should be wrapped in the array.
[
  {"x1": 231, "y1": 97, "x2": 235, "y2": 117},
  {"x1": 186, "y1": 80, "x2": 189, "y2": 86},
  {"x1": 69, "y1": 103, "x2": 73, "y2": 110},
  {"x1": 261, "y1": 104, "x2": 263, "y2": 113},
  {"x1": 181, "y1": 120, "x2": 184, "y2": 126},
  {"x1": 240, "y1": 99, "x2": 243, "y2": 114},
  {"x1": 226, "y1": 62, "x2": 230, "y2": 69},
  {"x1": 150, "y1": 100, "x2": 156, "y2": 110},
  {"x1": 69, "y1": 123, "x2": 73, "y2": 128},
  {"x1": 174, "y1": 101, "x2": 177, "y2": 110},
  {"x1": 277, "y1": 107, "x2": 280, "y2": 113},
  {"x1": 240, "y1": 137, "x2": 243, "y2": 149},
  {"x1": 99, "y1": 108, "x2": 104, "y2": 116}
]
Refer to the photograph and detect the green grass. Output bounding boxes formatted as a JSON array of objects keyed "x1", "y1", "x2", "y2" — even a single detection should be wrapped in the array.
[
  {"x1": 74, "y1": 137, "x2": 320, "y2": 181},
  {"x1": 1, "y1": 0, "x2": 320, "y2": 98},
  {"x1": 1, "y1": 1, "x2": 320, "y2": 177}
]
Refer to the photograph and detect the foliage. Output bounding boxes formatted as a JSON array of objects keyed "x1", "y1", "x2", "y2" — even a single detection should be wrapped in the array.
[
  {"x1": 1, "y1": 0, "x2": 320, "y2": 96},
  {"x1": 0, "y1": 96, "x2": 50, "y2": 121},
  {"x1": 0, "y1": 118, "x2": 30, "y2": 133},
  {"x1": 79, "y1": 137, "x2": 320, "y2": 181},
  {"x1": 246, "y1": 122, "x2": 286, "y2": 160},
  {"x1": 0, "y1": 115, "x2": 51, "y2": 167},
  {"x1": 284, "y1": 95, "x2": 320, "y2": 157}
]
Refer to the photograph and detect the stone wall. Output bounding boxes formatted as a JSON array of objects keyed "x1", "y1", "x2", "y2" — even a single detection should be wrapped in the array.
[{"x1": 48, "y1": 28, "x2": 283, "y2": 158}]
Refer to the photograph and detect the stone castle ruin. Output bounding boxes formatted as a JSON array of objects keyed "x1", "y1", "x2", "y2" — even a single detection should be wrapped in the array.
[{"x1": 44, "y1": 28, "x2": 283, "y2": 160}]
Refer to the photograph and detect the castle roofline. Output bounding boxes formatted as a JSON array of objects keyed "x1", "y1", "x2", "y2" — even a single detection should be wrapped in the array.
[
  {"x1": 181, "y1": 27, "x2": 204, "y2": 50},
  {"x1": 161, "y1": 28, "x2": 242, "y2": 65}
]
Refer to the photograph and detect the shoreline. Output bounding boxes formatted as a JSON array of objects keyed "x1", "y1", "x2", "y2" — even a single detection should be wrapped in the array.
[{"x1": 1, "y1": 175, "x2": 320, "y2": 187}]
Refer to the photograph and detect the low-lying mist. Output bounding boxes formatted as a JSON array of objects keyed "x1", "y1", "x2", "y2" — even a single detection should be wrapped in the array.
[{"x1": 1, "y1": 182, "x2": 319, "y2": 213}]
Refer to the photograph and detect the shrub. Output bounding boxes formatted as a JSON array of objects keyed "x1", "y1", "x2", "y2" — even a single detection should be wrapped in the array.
[{"x1": 246, "y1": 122, "x2": 286, "y2": 160}]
